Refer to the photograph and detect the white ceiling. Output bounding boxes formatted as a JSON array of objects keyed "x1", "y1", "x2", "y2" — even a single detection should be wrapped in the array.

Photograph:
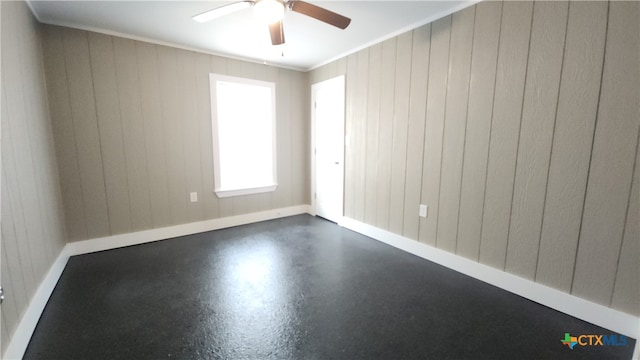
[{"x1": 29, "y1": 1, "x2": 475, "y2": 71}]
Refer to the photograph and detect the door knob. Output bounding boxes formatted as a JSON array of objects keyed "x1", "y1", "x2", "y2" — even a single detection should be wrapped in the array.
[{"x1": 0, "y1": 286, "x2": 4, "y2": 304}]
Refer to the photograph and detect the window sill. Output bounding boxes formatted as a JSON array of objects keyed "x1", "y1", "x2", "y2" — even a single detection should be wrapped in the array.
[{"x1": 215, "y1": 184, "x2": 278, "y2": 198}]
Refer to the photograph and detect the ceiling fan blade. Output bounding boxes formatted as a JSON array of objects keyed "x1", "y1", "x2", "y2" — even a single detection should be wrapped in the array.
[
  {"x1": 193, "y1": 1, "x2": 254, "y2": 23},
  {"x1": 289, "y1": 1, "x2": 351, "y2": 29},
  {"x1": 269, "y1": 20, "x2": 285, "y2": 45}
]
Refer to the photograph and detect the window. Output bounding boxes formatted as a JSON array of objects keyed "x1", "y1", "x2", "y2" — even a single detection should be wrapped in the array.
[{"x1": 209, "y1": 74, "x2": 277, "y2": 198}]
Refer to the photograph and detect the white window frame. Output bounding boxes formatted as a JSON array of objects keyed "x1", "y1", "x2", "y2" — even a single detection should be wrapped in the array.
[{"x1": 209, "y1": 73, "x2": 278, "y2": 198}]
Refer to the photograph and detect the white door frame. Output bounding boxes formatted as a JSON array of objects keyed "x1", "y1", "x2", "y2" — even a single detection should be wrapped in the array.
[{"x1": 311, "y1": 75, "x2": 345, "y2": 223}]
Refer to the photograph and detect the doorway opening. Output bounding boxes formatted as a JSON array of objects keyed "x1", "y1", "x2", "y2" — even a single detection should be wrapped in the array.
[{"x1": 311, "y1": 75, "x2": 345, "y2": 224}]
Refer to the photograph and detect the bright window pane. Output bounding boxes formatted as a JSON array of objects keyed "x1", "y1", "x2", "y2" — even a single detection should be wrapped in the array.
[{"x1": 211, "y1": 74, "x2": 277, "y2": 197}]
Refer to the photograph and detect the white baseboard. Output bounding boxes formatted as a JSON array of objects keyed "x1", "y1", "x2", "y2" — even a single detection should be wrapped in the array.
[
  {"x1": 4, "y1": 247, "x2": 71, "y2": 360},
  {"x1": 66, "y1": 205, "x2": 311, "y2": 256},
  {"x1": 341, "y1": 217, "x2": 640, "y2": 341},
  {"x1": 3, "y1": 205, "x2": 310, "y2": 360},
  {"x1": 5, "y1": 208, "x2": 637, "y2": 360}
]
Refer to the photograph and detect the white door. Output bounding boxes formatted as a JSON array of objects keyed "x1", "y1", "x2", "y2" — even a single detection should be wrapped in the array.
[{"x1": 312, "y1": 75, "x2": 345, "y2": 223}]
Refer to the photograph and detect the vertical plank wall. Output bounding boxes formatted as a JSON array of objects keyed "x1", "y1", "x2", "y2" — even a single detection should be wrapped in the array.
[
  {"x1": 1, "y1": 1, "x2": 67, "y2": 355},
  {"x1": 309, "y1": 0, "x2": 639, "y2": 316},
  {"x1": 40, "y1": 25, "x2": 310, "y2": 242}
]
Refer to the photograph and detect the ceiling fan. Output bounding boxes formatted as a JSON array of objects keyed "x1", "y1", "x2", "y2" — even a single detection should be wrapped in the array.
[{"x1": 193, "y1": 0, "x2": 351, "y2": 46}]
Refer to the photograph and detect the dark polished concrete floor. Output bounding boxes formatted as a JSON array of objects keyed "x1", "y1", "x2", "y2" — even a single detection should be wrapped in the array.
[{"x1": 25, "y1": 215, "x2": 635, "y2": 359}]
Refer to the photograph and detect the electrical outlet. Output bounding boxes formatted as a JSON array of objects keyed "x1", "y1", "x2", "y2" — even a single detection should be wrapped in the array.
[
  {"x1": 419, "y1": 204, "x2": 428, "y2": 218},
  {"x1": 190, "y1": 192, "x2": 198, "y2": 203}
]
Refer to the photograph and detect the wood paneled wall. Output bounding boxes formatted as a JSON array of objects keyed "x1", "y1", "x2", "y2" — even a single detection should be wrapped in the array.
[
  {"x1": 2, "y1": 4, "x2": 638, "y2": 357},
  {"x1": 40, "y1": 25, "x2": 310, "y2": 242},
  {"x1": 310, "y1": 1, "x2": 639, "y2": 315},
  {"x1": 1, "y1": 1, "x2": 67, "y2": 355}
]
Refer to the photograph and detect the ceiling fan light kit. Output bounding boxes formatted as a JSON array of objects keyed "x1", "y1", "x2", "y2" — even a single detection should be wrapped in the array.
[
  {"x1": 193, "y1": 0, "x2": 351, "y2": 46},
  {"x1": 254, "y1": 0, "x2": 285, "y2": 24}
]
